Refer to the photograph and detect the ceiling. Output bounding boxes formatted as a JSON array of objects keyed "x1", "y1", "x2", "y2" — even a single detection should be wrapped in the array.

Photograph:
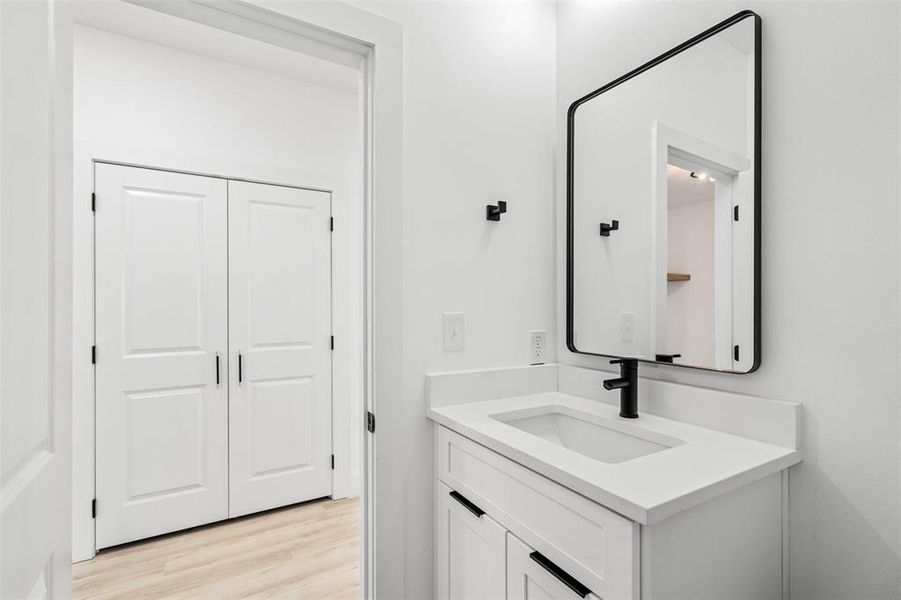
[{"x1": 667, "y1": 164, "x2": 715, "y2": 208}]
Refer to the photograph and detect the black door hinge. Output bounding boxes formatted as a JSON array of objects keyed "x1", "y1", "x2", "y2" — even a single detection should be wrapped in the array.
[
  {"x1": 329, "y1": 216, "x2": 334, "y2": 231},
  {"x1": 91, "y1": 192, "x2": 96, "y2": 213},
  {"x1": 91, "y1": 498, "x2": 96, "y2": 519},
  {"x1": 330, "y1": 336, "x2": 335, "y2": 350},
  {"x1": 331, "y1": 454, "x2": 335, "y2": 470},
  {"x1": 91, "y1": 346, "x2": 96, "y2": 364},
  {"x1": 733, "y1": 205, "x2": 739, "y2": 221},
  {"x1": 367, "y1": 411, "x2": 375, "y2": 433},
  {"x1": 734, "y1": 345, "x2": 740, "y2": 361}
]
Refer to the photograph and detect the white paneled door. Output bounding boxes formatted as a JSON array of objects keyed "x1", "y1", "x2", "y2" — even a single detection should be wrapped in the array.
[
  {"x1": 228, "y1": 181, "x2": 333, "y2": 517},
  {"x1": 95, "y1": 164, "x2": 229, "y2": 548},
  {"x1": 0, "y1": 1, "x2": 73, "y2": 597}
]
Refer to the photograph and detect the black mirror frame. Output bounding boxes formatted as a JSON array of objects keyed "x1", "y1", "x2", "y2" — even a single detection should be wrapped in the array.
[{"x1": 565, "y1": 10, "x2": 762, "y2": 374}]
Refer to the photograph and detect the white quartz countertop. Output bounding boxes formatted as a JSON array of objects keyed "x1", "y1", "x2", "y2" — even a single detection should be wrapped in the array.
[{"x1": 428, "y1": 391, "x2": 801, "y2": 525}]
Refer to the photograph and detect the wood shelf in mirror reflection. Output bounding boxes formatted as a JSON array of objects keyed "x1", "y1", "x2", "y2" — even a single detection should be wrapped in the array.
[{"x1": 667, "y1": 272, "x2": 691, "y2": 282}]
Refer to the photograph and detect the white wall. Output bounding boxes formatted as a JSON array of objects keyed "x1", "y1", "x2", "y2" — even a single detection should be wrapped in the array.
[
  {"x1": 74, "y1": 25, "x2": 360, "y2": 183},
  {"x1": 348, "y1": 2, "x2": 557, "y2": 597},
  {"x1": 557, "y1": 2, "x2": 901, "y2": 598},
  {"x1": 72, "y1": 23, "x2": 364, "y2": 558}
]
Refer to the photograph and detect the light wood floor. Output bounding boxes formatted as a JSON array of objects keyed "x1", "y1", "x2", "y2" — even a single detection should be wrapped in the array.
[{"x1": 73, "y1": 497, "x2": 361, "y2": 600}]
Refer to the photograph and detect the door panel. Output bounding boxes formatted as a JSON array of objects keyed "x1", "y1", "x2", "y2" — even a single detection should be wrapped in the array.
[
  {"x1": 123, "y1": 387, "x2": 206, "y2": 499},
  {"x1": 436, "y1": 483, "x2": 507, "y2": 600},
  {"x1": 95, "y1": 164, "x2": 228, "y2": 548},
  {"x1": 250, "y1": 378, "x2": 314, "y2": 475},
  {"x1": 122, "y1": 189, "x2": 207, "y2": 354},
  {"x1": 0, "y1": 1, "x2": 73, "y2": 596},
  {"x1": 507, "y1": 534, "x2": 602, "y2": 600},
  {"x1": 228, "y1": 180, "x2": 332, "y2": 517}
]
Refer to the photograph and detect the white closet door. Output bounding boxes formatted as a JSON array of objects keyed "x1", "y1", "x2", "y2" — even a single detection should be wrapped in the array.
[
  {"x1": 228, "y1": 180, "x2": 332, "y2": 517},
  {"x1": 95, "y1": 164, "x2": 228, "y2": 548}
]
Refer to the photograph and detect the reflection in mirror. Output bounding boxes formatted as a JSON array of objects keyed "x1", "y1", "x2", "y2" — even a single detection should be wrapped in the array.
[
  {"x1": 666, "y1": 165, "x2": 717, "y2": 367},
  {"x1": 567, "y1": 12, "x2": 759, "y2": 373}
]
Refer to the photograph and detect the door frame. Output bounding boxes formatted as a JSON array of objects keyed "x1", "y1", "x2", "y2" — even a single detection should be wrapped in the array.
[{"x1": 69, "y1": 2, "x2": 404, "y2": 597}]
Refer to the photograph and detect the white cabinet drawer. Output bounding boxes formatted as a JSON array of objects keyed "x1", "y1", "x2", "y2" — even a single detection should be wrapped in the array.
[
  {"x1": 507, "y1": 533, "x2": 602, "y2": 600},
  {"x1": 437, "y1": 426, "x2": 638, "y2": 600}
]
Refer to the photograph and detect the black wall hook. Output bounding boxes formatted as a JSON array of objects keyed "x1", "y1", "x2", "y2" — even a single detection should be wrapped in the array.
[
  {"x1": 600, "y1": 219, "x2": 619, "y2": 236},
  {"x1": 486, "y1": 201, "x2": 507, "y2": 221}
]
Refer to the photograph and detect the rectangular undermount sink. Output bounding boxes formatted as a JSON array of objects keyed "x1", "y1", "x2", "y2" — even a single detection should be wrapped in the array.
[{"x1": 491, "y1": 405, "x2": 684, "y2": 463}]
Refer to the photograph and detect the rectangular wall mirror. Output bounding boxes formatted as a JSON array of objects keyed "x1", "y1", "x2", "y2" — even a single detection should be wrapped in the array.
[{"x1": 566, "y1": 11, "x2": 760, "y2": 373}]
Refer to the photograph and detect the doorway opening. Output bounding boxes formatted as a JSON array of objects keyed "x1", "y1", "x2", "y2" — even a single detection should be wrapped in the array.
[
  {"x1": 651, "y1": 121, "x2": 754, "y2": 372},
  {"x1": 70, "y1": 2, "x2": 368, "y2": 597},
  {"x1": 663, "y1": 161, "x2": 732, "y2": 368}
]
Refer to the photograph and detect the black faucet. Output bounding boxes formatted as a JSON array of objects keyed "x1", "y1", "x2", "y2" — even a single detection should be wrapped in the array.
[{"x1": 602, "y1": 358, "x2": 639, "y2": 419}]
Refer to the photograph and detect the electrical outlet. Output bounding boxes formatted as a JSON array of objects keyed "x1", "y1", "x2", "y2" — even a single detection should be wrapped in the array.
[
  {"x1": 620, "y1": 312, "x2": 635, "y2": 343},
  {"x1": 530, "y1": 330, "x2": 547, "y2": 365},
  {"x1": 442, "y1": 312, "x2": 465, "y2": 351}
]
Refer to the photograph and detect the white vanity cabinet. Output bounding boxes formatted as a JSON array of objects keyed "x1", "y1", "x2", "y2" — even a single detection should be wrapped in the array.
[{"x1": 435, "y1": 425, "x2": 786, "y2": 600}]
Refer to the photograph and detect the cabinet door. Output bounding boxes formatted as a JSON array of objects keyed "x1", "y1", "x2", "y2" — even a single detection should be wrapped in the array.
[
  {"x1": 95, "y1": 164, "x2": 229, "y2": 548},
  {"x1": 228, "y1": 180, "x2": 333, "y2": 517},
  {"x1": 436, "y1": 482, "x2": 507, "y2": 600},
  {"x1": 507, "y1": 534, "x2": 601, "y2": 600}
]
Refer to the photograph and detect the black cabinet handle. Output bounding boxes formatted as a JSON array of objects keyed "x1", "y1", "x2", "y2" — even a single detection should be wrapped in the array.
[
  {"x1": 238, "y1": 351, "x2": 243, "y2": 384},
  {"x1": 449, "y1": 490, "x2": 484, "y2": 518},
  {"x1": 215, "y1": 353, "x2": 220, "y2": 385},
  {"x1": 529, "y1": 551, "x2": 591, "y2": 598}
]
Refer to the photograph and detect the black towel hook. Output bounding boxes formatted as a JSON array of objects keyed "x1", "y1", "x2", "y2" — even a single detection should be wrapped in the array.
[
  {"x1": 486, "y1": 200, "x2": 507, "y2": 222},
  {"x1": 600, "y1": 219, "x2": 619, "y2": 236}
]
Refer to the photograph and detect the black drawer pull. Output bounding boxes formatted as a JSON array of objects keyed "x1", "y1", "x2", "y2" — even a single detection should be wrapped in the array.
[
  {"x1": 449, "y1": 490, "x2": 485, "y2": 518},
  {"x1": 529, "y1": 551, "x2": 591, "y2": 598}
]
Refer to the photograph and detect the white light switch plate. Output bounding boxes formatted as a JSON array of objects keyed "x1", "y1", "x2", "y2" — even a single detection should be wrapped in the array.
[
  {"x1": 530, "y1": 330, "x2": 547, "y2": 365},
  {"x1": 442, "y1": 312, "x2": 465, "y2": 351}
]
